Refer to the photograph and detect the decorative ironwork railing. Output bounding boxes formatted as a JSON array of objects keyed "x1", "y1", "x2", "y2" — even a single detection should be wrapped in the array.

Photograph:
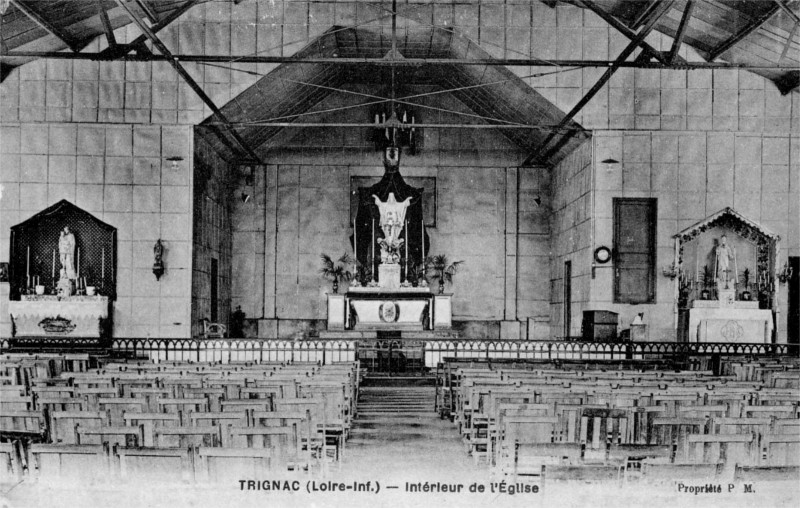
[{"x1": 2, "y1": 338, "x2": 793, "y2": 366}]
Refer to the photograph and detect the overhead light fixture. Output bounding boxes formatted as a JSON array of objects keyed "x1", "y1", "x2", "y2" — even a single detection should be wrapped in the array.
[
  {"x1": 241, "y1": 192, "x2": 251, "y2": 204},
  {"x1": 601, "y1": 158, "x2": 620, "y2": 165},
  {"x1": 166, "y1": 156, "x2": 184, "y2": 170}
]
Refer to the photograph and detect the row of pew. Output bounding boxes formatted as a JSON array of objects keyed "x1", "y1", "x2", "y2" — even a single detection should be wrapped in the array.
[
  {"x1": 438, "y1": 356, "x2": 800, "y2": 486},
  {"x1": 0, "y1": 353, "x2": 360, "y2": 483}
]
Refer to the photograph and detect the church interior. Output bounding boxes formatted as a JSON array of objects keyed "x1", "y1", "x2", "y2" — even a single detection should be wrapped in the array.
[{"x1": 0, "y1": 0, "x2": 799, "y2": 506}]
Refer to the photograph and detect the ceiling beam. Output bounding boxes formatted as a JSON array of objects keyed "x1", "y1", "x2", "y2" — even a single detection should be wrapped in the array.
[
  {"x1": 668, "y1": 0, "x2": 694, "y2": 64},
  {"x1": 134, "y1": 0, "x2": 160, "y2": 24},
  {"x1": 775, "y1": 0, "x2": 800, "y2": 24},
  {"x1": 3, "y1": 51, "x2": 795, "y2": 71},
  {"x1": 96, "y1": 0, "x2": 117, "y2": 48},
  {"x1": 707, "y1": 3, "x2": 781, "y2": 61},
  {"x1": 97, "y1": 0, "x2": 197, "y2": 59},
  {"x1": 200, "y1": 122, "x2": 585, "y2": 130},
  {"x1": 522, "y1": 0, "x2": 675, "y2": 167},
  {"x1": 113, "y1": 0, "x2": 262, "y2": 164},
  {"x1": 10, "y1": 0, "x2": 81, "y2": 52},
  {"x1": 575, "y1": 0, "x2": 676, "y2": 65},
  {"x1": 630, "y1": 0, "x2": 661, "y2": 30}
]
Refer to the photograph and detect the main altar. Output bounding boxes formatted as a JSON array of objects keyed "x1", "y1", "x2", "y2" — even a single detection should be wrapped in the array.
[
  {"x1": 326, "y1": 146, "x2": 451, "y2": 332},
  {"x1": 673, "y1": 208, "x2": 779, "y2": 344}
]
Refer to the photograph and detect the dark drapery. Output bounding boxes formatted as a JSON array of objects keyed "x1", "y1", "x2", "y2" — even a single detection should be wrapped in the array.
[
  {"x1": 353, "y1": 170, "x2": 429, "y2": 282},
  {"x1": 9, "y1": 200, "x2": 117, "y2": 300}
]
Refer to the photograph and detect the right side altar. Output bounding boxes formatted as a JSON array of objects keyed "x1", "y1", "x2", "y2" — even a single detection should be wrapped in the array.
[{"x1": 673, "y1": 208, "x2": 779, "y2": 343}]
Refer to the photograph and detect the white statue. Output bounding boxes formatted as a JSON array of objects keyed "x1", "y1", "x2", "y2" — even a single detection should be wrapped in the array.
[
  {"x1": 372, "y1": 192, "x2": 412, "y2": 248},
  {"x1": 58, "y1": 226, "x2": 76, "y2": 280},
  {"x1": 715, "y1": 235, "x2": 734, "y2": 289}
]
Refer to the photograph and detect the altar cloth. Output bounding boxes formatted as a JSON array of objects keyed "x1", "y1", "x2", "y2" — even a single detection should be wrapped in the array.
[{"x1": 9, "y1": 296, "x2": 109, "y2": 337}]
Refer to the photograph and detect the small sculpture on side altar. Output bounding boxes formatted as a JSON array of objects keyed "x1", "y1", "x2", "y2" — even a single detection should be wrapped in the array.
[{"x1": 56, "y1": 267, "x2": 73, "y2": 298}]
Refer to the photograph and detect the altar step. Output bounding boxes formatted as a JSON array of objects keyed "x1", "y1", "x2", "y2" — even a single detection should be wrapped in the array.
[{"x1": 355, "y1": 386, "x2": 436, "y2": 417}]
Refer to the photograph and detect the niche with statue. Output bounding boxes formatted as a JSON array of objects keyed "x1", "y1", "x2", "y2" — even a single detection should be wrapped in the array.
[
  {"x1": 672, "y1": 208, "x2": 779, "y2": 343},
  {"x1": 7, "y1": 200, "x2": 116, "y2": 342}
]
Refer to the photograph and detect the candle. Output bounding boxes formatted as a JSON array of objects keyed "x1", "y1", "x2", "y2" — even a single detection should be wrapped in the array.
[
  {"x1": 372, "y1": 218, "x2": 375, "y2": 266},
  {"x1": 26, "y1": 246, "x2": 30, "y2": 277},
  {"x1": 421, "y1": 219, "x2": 425, "y2": 274},
  {"x1": 101, "y1": 247, "x2": 105, "y2": 279},
  {"x1": 76, "y1": 247, "x2": 80, "y2": 280},
  {"x1": 405, "y1": 220, "x2": 408, "y2": 278},
  {"x1": 52, "y1": 249, "x2": 56, "y2": 280}
]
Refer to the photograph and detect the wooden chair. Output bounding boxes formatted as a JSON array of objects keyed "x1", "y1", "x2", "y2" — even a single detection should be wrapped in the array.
[
  {"x1": 734, "y1": 465, "x2": 800, "y2": 482},
  {"x1": 115, "y1": 446, "x2": 193, "y2": 483},
  {"x1": 642, "y1": 462, "x2": 723, "y2": 483},
  {"x1": 76, "y1": 424, "x2": 145, "y2": 448},
  {"x1": 687, "y1": 433, "x2": 757, "y2": 469},
  {"x1": 195, "y1": 447, "x2": 274, "y2": 483},
  {"x1": 50, "y1": 411, "x2": 107, "y2": 444},
  {"x1": 29, "y1": 444, "x2": 109, "y2": 482},
  {"x1": 98, "y1": 398, "x2": 147, "y2": 425},
  {"x1": 651, "y1": 417, "x2": 706, "y2": 462},
  {"x1": 123, "y1": 412, "x2": 181, "y2": 447},
  {"x1": 503, "y1": 442, "x2": 582, "y2": 482},
  {"x1": 761, "y1": 434, "x2": 800, "y2": 466},
  {"x1": 0, "y1": 410, "x2": 46, "y2": 436},
  {"x1": 158, "y1": 397, "x2": 209, "y2": 423},
  {"x1": 202, "y1": 319, "x2": 227, "y2": 339},
  {"x1": 0, "y1": 441, "x2": 24, "y2": 479},
  {"x1": 154, "y1": 425, "x2": 222, "y2": 448}
]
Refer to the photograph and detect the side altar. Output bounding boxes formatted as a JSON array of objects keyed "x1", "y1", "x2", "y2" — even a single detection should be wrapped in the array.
[
  {"x1": 672, "y1": 208, "x2": 779, "y2": 343},
  {"x1": 7, "y1": 200, "x2": 117, "y2": 343}
]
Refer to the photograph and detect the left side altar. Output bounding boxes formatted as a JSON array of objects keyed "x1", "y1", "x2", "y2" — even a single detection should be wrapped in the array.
[{"x1": 7, "y1": 200, "x2": 116, "y2": 343}]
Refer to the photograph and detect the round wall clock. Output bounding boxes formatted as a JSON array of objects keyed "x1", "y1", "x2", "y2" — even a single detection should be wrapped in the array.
[{"x1": 594, "y1": 246, "x2": 612, "y2": 264}]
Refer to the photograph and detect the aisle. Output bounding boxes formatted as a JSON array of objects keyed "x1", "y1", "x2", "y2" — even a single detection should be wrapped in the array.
[{"x1": 336, "y1": 386, "x2": 484, "y2": 484}]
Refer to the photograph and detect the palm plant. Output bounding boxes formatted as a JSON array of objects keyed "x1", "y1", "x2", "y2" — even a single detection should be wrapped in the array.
[
  {"x1": 425, "y1": 254, "x2": 464, "y2": 294},
  {"x1": 319, "y1": 253, "x2": 352, "y2": 294}
]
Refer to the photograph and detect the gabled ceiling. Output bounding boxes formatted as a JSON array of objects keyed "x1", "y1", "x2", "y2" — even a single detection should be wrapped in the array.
[
  {"x1": 198, "y1": 24, "x2": 588, "y2": 166},
  {"x1": 571, "y1": 0, "x2": 799, "y2": 94},
  {"x1": 0, "y1": 0, "x2": 202, "y2": 80}
]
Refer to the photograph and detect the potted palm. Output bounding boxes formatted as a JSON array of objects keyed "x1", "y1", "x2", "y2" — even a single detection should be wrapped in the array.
[
  {"x1": 319, "y1": 253, "x2": 352, "y2": 294},
  {"x1": 425, "y1": 254, "x2": 463, "y2": 294}
]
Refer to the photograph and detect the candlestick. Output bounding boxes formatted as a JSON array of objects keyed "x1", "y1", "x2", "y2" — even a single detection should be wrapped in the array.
[
  {"x1": 405, "y1": 220, "x2": 409, "y2": 265},
  {"x1": 26, "y1": 275, "x2": 30, "y2": 288},
  {"x1": 421, "y1": 220, "x2": 425, "y2": 275},
  {"x1": 52, "y1": 249, "x2": 56, "y2": 280},
  {"x1": 353, "y1": 218, "x2": 357, "y2": 271}
]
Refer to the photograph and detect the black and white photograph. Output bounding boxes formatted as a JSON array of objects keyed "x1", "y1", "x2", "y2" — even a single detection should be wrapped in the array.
[{"x1": 0, "y1": 1, "x2": 798, "y2": 507}]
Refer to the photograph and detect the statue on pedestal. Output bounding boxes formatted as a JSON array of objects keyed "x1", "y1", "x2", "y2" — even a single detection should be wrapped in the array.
[
  {"x1": 715, "y1": 235, "x2": 734, "y2": 290},
  {"x1": 373, "y1": 192, "x2": 411, "y2": 265},
  {"x1": 58, "y1": 226, "x2": 76, "y2": 280}
]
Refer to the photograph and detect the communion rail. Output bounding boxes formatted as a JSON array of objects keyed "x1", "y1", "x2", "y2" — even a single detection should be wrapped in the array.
[{"x1": 2, "y1": 338, "x2": 796, "y2": 367}]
